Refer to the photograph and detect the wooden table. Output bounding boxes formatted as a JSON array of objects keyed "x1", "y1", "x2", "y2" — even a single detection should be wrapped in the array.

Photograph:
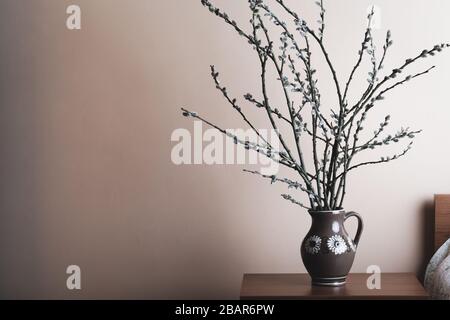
[{"x1": 240, "y1": 273, "x2": 429, "y2": 300}]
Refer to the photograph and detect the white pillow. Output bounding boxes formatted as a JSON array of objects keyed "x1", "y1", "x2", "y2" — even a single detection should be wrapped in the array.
[{"x1": 424, "y1": 238, "x2": 450, "y2": 300}]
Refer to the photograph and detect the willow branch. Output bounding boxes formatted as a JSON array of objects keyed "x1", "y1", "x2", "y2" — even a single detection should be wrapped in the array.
[
  {"x1": 343, "y1": 8, "x2": 374, "y2": 103},
  {"x1": 337, "y1": 142, "x2": 414, "y2": 179},
  {"x1": 281, "y1": 194, "x2": 311, "y2": 210},
  {"x1": 210, "y1": 65, "x2": 272, "y2": 148},
  {"x1": 252, "y1": 18, "x2": 320, "y2": 206},
  {"x1": 244, "y1": 93, "x2": 292, "y2": 124},
  {"x1": 181, "y1": 108, "x2": 294, "y2": 167}
]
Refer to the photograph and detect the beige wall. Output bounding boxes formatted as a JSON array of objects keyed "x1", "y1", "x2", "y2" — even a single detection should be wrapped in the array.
[{"x1": 0, "y1": 0, "x2": 449, "y2": 299}]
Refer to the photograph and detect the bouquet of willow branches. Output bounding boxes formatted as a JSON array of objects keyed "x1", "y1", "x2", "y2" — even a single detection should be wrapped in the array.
[{"x1": 182, "y1": 0, "x2": 448, "y2": 211}]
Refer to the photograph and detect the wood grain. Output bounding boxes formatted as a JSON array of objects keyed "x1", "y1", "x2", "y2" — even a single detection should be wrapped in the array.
[
  {"x1": 240, "y1": 273, "x2": 428, "y2": 300},
  {"x1": 434, "y1": 194, "x2": 450, "y2": 250}
]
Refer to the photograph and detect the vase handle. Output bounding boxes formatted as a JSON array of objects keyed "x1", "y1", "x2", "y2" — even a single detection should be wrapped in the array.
[{"x1": 344, "y1": 211, "x2": 364, "y2": 246}]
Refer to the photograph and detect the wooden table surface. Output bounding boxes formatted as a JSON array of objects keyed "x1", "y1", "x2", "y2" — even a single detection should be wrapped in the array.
[{"x1": 240, "y1": 273, "x2": 429, "y2": 300}]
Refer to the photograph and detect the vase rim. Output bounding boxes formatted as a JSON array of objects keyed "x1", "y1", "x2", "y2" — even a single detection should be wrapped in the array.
[{"x1": 308, "y1": 208, "x2": 345, "y2": 214}]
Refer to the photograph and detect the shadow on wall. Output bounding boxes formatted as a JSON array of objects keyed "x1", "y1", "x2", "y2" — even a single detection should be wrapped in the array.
[
  {"x1": 0, "y1": 1, "x2": 48, "y2": 298},
  {"x1": 0, "y1": 0, "x2": 249, "y2": 298}
]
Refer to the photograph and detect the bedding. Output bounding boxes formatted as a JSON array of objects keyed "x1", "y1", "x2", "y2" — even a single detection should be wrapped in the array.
[{"x1": 424, "y1": 238, "x2": 450, "y2": 300}]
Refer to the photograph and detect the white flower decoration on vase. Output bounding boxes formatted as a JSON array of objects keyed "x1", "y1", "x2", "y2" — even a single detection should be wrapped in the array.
[
  {"x1": 327, "y1": 235, "x2": 348, "y2": 255},
  {"x1": 305, "y1": 235, "x2": 322, "y2": 254}
]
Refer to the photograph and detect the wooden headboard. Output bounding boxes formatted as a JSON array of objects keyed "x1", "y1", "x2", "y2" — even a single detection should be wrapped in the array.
[{"x1": 434, "y1": 194, "x2": 450, "y2": 250}]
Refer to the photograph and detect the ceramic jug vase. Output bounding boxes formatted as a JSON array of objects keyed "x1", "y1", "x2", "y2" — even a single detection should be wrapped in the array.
[{"x1": 301, "y1": 209, "x2": 363, "y2": 286}]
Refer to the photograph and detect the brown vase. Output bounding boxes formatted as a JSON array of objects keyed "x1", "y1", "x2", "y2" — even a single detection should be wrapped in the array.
[{"x1": 301, "y1": 209, "x2": 363, "y2": 286}]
